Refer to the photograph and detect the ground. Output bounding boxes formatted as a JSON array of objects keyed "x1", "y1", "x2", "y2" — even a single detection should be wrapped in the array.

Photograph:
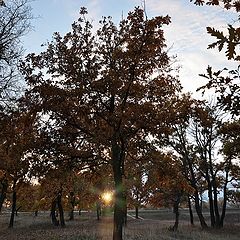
[{"x1": 0, "y1": 209, "x2": 240, "y2": 239}]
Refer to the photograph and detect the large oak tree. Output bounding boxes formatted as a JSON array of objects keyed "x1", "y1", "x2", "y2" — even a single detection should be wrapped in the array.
[{"x1": 21, "y1": 7, "x2": 181, "y2": 240}]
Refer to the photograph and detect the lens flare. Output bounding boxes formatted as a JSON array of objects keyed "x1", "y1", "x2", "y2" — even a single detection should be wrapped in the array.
[{"x1": 101, "y1": 191, "x2": 113, "y2": 205}]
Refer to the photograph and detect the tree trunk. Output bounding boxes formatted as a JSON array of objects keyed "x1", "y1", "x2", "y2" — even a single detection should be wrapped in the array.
[
  {"x1": 0, "y1": 178, "x2": 8, "y2": 212},
  {"x1": 219, "y1": 169, "x2": 229, "y2": 228},
  {"x1": 15, "y1": 206, "x2": 22, "y2": 216},
  {"x1": 206, "y1": 178, "x2": 215, "y2": 227},
  {"x1": 135, "y1": 205, "x2": 139, "y2": 219},
  {"x1": 34, "y1": 210, "x2": 38, "y2": 216},
  {"x1": 185, "y1": 154, "x2": 208, "y2": 229},
  {"x1": 51, "y1": 198, "x2": 59, "y2": 226},
  {"x1": 194, "y1": 191, "x2": 208, "y2": 229},
  {"x1": 123, "y1": 192, "x2": 127, "y2": 226},
  {"x1": 57, "y1": 191, "x2": 65, "y2": 227},
  {"x1": 96, "y1": 200, "x2": 101, "y2": 221},
  {"x1": 69, "y1": 209, "x2": 74, "y2": 220},
  {"x1": 113, "y1": 187, "x2": 124, "y2": 240},
  {"x1": 212, "y1": 179, "x2": 220, "y2": 228},
  {"x1": 173, "y1": 199, "x2": 180, "y2": 231},
  {"x1": 9, "y1": 180, "x2": 17, "y2": 228},
  {"x1": 187, "y1": 195, "x2": 194, "y2": 225},
  {"x1": 69, "y1": 192, "x2": 75, "y2": 220},
  {"x1": 112, "y1": 136, "x2": 125, "y2": 240}
]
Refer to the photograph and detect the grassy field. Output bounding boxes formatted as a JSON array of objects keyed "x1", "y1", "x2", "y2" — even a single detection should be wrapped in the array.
[{"x1": 0, "y1": 209, "x2": 240, "y2": 240}]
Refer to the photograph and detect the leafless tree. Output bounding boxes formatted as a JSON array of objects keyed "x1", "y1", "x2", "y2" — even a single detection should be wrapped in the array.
[{"x1": 0, "y1": 0, "x2": 32, "y2": 105}]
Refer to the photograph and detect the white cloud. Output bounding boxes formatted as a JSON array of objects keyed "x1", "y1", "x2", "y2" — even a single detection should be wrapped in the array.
[{"x1": 145, "y1": 0, "x2": 239, "y2": 96}]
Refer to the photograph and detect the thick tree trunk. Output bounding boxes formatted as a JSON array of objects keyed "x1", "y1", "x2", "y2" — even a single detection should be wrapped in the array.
[
  {"x1": 9, "y1": 180, "x2": 17, "y2": 228},
  {"x1": 187, "y1": 195, "x2": 194, "y2": 225},
  {"x1": 0, "y1": 178, "x2": 8, "y2": 212},
  {"x1": 113, "y1": 187, "x2": 124, "y2": 240},
  {"x1": 112, "y1": 136, "x2": 125, "y2": 240},
  {"x1": 57, "y1": 191, "x2": 65, "y2": 227}
]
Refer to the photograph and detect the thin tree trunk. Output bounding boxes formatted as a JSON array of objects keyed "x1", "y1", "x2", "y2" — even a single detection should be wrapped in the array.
[
  {"x1": 96, "y1": 200, "x2": 101, "y2": 221},
  {"x1": 206, "y1": 177, "x2": 215, "y2": 227},
  {"x1": 220, "y1": 169, "x2": 229, "y2": 228},
  {"x1": 69, "y1": 192, "x2": 75, "y2": 220},
  {"x1": 194, "y1": 191, "x2": 208, "y2": 229},
  {"x1": 9, "y1": 180, "x2": 17, "y2": 228},
  {"x1": 173, "y1": 199, "x2": 180, "y2": 231},
  {"x1": 212, "y1": 179, "x2": 220, "y2": 228},
  {"x1": 69, "y1": 209, "x2": 74, "y2": 220},
  {"x1": 135, "y1": 205, "x2": 139, "y2": 219},
  {"x1": 187, "y1": 195, "x2": 194, "y2": 225},
  {"x1": 15, "y1": 206, "x2": 22, "y2": 216},
  {"x1": 184, "y1": 153, "x2": 208, "y2": 229},
  {"x1": 123, "y1": 192, "x2": 127, "y2": 226}
]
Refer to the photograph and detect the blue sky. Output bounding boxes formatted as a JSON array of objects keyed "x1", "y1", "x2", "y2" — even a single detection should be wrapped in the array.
[{"x1": 22, "y1": 0, "x2": 238, "y2": 96}]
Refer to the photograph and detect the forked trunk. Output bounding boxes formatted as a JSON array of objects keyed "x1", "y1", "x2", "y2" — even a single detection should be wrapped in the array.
[{"x1": 206, "y1": 178, "x2": 216, "y2": 227}]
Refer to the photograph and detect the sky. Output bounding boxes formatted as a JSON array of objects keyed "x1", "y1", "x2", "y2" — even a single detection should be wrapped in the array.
[{"x1": 22, "y1": 0, "x2": 239, "y2": 97}]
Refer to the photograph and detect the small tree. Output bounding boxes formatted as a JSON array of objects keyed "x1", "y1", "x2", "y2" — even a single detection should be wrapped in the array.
[{"x1": 147, "y1": 151, "x2": 193, "y2": 231}]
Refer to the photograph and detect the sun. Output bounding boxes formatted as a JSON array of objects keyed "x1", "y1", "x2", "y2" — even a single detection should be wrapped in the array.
[{"x1": 101, "y1": 191, "x2": 113, "y2": 205}]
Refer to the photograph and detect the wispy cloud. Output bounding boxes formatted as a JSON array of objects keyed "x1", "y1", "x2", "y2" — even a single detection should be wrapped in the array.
[{"x1": 145, "y1": 0, "x2": 238, "y2": 95}]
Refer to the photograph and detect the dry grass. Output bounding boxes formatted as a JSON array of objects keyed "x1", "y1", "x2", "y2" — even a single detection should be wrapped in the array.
[{"x1": 0, "y1": 211, "x2": 240, "y2": 240}]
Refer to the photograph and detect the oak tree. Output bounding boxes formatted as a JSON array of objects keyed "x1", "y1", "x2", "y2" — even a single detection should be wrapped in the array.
[{"x1": 21, "y1": 7, "x2": 181, "y2": 240}]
